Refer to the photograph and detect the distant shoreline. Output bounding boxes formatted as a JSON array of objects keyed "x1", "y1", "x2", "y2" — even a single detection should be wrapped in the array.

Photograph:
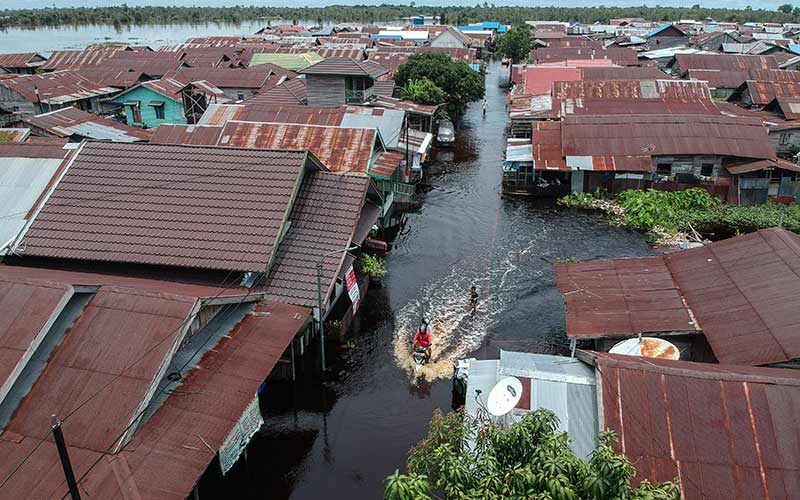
[{"x1": 1, "y1": 5, "x2": 798, "y2": 30}]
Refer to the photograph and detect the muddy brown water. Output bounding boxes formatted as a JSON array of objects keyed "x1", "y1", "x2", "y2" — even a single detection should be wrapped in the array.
[{"x1": 207, "y1": 61, "x2": 654, "y2": 499}]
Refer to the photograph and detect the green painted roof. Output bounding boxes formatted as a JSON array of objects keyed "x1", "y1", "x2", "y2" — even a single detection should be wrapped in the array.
[{"x1": 249, "y1": 52, "x2": 324, "y2": 71}]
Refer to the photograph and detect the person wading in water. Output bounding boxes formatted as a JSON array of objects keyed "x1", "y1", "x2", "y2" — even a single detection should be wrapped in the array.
[{"x1": 469, "y1": 286, "x2": 479, "y2": 315}]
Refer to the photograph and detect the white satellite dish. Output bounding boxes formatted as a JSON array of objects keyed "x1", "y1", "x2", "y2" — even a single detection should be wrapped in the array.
[
  {"x1": 487, "y1": 376, "x2": 523, "y2": 417},
  {"x1": 610, "y1": 337, "x2": 680, "y2": 360}
]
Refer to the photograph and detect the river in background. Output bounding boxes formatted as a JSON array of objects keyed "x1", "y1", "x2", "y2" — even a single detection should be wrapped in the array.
[{"x1": 202, "y1": 61, "x2": 654, "y2": 499}]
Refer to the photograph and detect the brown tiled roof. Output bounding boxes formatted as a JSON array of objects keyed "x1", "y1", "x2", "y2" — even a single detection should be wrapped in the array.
[
  {"x1": 246, "y1": 78, "x2": 306, "y2": 105},
  {"x1": 263, "y1": 171, "x2": 369, "y2": 307},
  {"x1": 21, "y1": 142, "x2": 312, "y2": 272},
  {"x1": 299, "y1": 57, "x2": 387, "y2": 78}
]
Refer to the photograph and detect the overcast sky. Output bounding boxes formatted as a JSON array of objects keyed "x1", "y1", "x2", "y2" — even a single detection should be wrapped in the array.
[{"x1": 1, "y1": 0, "x2": 790, "y2": 10}]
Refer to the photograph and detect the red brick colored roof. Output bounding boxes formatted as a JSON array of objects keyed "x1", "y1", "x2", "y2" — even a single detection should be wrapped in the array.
[{"x1": 21, "y1": 142, "x2": 312, "y2": 272}]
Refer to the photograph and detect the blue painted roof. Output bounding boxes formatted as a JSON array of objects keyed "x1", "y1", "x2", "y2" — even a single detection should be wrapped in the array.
[
  {"x1": 458, "y1": 25, "x2": 485, "y2": 32},
  {"x1": 646, "y1": 24, "x2": 675, "y2": 38},
  {"x1": 789, "y1": 44, "x2": 800, "y2": 55},
  {"x1": 481, "y1": 21, "x2": 500, "y2": 29},
  {"x1": 469, "y1": 63, "x2": 481, "y2": 72},
  {"x1": 371, "y1": 34, "x2": 402, "y2": 39},
  {"x1": 497, "y1": 25, "x2": 507, "y2": 33}
]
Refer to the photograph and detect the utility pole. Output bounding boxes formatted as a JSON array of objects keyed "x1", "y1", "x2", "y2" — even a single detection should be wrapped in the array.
[
  {"x1": 316, "y1": 245, "x2": 360, "y2": 372},
  {"x1": 51, "y1": 415, "x2": 81, "y2": 500}
]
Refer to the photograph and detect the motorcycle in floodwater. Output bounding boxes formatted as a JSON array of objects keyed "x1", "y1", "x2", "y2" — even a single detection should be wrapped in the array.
[{"x1": 411, "y1": 345, "x2": 430, "y2": 372}]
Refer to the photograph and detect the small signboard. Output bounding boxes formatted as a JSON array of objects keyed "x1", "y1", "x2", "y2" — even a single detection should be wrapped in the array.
[
  {"x1": 345, "y1": 265, "x2": 360, "y2": 313},
  {"x1": 218, "y1": 396, "x2": 263, "y2": 475}
]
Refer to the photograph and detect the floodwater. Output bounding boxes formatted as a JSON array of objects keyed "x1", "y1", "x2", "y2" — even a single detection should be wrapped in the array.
[{"x1": 213, "y1": 62, "x2": 654, "y2": 499}]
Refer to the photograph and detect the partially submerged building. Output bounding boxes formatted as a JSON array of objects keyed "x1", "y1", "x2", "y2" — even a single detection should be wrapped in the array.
[
  {"x1": 24, "y1": 106, "x2": 152, "y2": 142},
  {"x1": 0, "y1": 71, "x2": 120, "y2": 117}
]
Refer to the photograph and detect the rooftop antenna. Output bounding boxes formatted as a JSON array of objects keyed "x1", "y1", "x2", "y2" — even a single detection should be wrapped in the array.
[{"x1": 487, "y1": 376, "x2": 523, "y2": 418}]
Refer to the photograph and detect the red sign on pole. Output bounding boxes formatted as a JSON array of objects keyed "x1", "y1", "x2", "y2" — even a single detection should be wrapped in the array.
[{"x1": 345, "y1": 266, "x2": 360, "y2": 313}]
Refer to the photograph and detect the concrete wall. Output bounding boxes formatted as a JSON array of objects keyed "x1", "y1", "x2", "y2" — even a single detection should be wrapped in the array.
[
  {"x1": 119, "y1": 86, "x2": 186, "y2": 128},
  {"x1": 306, "y1": 76, "x2": 346, "y2": 106}
]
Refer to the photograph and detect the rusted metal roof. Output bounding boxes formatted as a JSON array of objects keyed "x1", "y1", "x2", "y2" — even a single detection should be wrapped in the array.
[
  {"x1": 581, "y1": 66, "x2": 666, "y2": 80},
  {"x1": 742, "y1": 80, "x2": 800, "y2": 106},
  {"x1": 373, "y1": 79, "x2": 396, "y2": 97},
  {"x1": 0, "y1": 264, "x2": 308, "y2": 500},
  {"x1": 263, "y1": 171, "x2": 369, "y2": 307},
  {"x1": 688, "y1": 69, "x2": 751, "y2": 89},
  {"x1": 25, "y1": 107, "x2": 151, "y2": 142},
  {"x1": 371, "y1": 151, "x2": 403, "y2": 178},
  {"x1": 299, "y1": 57, "x2": 386, "y2": 78},
  {"x1": 747, "y1": 68, "x2": 800, "y2": 82},
  {"x1": 219, "y1": 121, "x2": 377, "y2": 174},
  {"x1": 552, "y1": 79, "x2": 711, "y2": 101},
  {"x1": 533, "y1": 47, "x2": 639, "y2": 66},
  {"x1": 556, "y1": 98, "x2": 721, "y2": 117},
  {"x1": 40, "y1": 48, "x2": 126, "y2": 71},
  {"x1": 0, "y1": 71, "x2": 119, "y2": 105},
  {"x1": 0, "y1": 53, "x2": 45, "y2": 69},
  {"x1": 548, "y1": 38, "x2": 603, "y2": 49},
  {"x1": 169, "y1": 66, "x2": 274, "y2": 89},
  {"x1": 139, "y1": 77, "x2": 188, "y2": 101},
  {"x1": 589, "y1": 351, "x2": 800, "y2": 500},
  {"x1": 21, "y1": 142, "x2": 312, "y2": 272},
  {"x1": 236, "y1": 104, "x2": 345, "y2": 126},
  {"x1": 556, "y1": 256, "x2": 697, "y2": 339},
  {"x1": 559, "y1": 228, "x2": 800, "y2": 366},
  {"x1": 70, "y1": 67, "x2": 148, "y2": 89},
  {"x1": 767, "y1": 96, "x2": 800, "y2": 119},
  {"x1": 674, "y1": 53, "x2": 779, "y2": 73},
  {"x1": 518, "y1": 66, "x2": 582, "y2": 96},
  {"x1": 42, "y1": 49, "x2": 184, "y2": 76},
  {"x1": 561, "y1": 114, "x2": 775, "y2": 160}
]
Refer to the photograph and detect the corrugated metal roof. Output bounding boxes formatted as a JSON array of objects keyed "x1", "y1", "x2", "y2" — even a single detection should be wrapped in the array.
[
  {"x1": 219, "y1": 121, "x2": 377, "y2": 174},
  {"x1": 70, "y1": 67, "x2": 147, "y2": 89},
  {"x1": 25, "y1": 107, "x2": 151, "y2": 142},
  {"x1": 533, "y1": 47, "x2": 639, "y2": 66},
  {"x1": 464, "y1": 351, "x2": 598, "y2": 459},
  {"x1": 769, "y1": 96, "x2": 800, "y2": 119},
  {"x1": 561, "y1": 114, "x2": 775, "y2": 160},
  {"x1": 675, "y1": 53, "x2": 779, "y2": 72},
  {"x1": 556, "y1": 97, "x2": 720, "y2": 117},
  {"x1": 552, "y1": 79, "x2": 711, "y2": 101},
  {"x1": 591, "y1": 351, "x2": 800, "y2": 500},
  {"x1": 743, "y1": 80, "x2": 800, "y2": 106},
  {"x1": 246, "y1": 78, "x2": 307, "y2": 106},
  {"x1": 0, "y1": 264, "x2": 307, "y2": 500},
  {"x1": 370, "y1": 96, "x2": 439, "y2": 116},
  {"x1": 168, "y1": 66, "x2": 274, "y2": 89},
  {"x1": 21, "y1": 142, "x2": 311, "y2": 273},
  {"x1": 0, "y1": 53, "x2": 44, "y2": 69},
  {"x1": 263, "y1": 171, "x2": 368, "y2": 308},
  {"x1": 371, "y1": 151, "x2": 403, "y2": 178},
  {"x1": 0, "y1": 70, "x2": 119, "y2": 105},
  {"x1": 559, "y1": 228, "x2": 800, "y2": 366},
  {"x1": 688, "y1": 69, "x2": 750, "y2": 89},
  {"x1": 139, "y1": 77, "x2": 188, "y2": 101},
  {"x1": 0, "y1": 143, "x2": 72, "y2": 254},
  {"x1": 748, "y1": 68, "x2": 800, "y2": 82},
  {"x1": 249, "y1": 52, "x2": 323, "y2": 71},
  {"x1": 518, "y1": 66, "x2": 583, "y2": 96},
  {"x1": 197, "y1": 103, "x2": 246, "y2": 126},
  {"x1": 581, "y1": 66, "x2": 666, "y2": 80},
  {"x1": 341, "y1": 106, "x2": 404, "y2": 149},
  {"x1": 556, "y1": 256, "x2": 698, "y2": 339}
]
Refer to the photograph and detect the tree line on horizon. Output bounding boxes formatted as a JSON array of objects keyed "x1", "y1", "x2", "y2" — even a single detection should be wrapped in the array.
[{"x1": 1, "y1": 4, "x2": 800, "y2": 30}]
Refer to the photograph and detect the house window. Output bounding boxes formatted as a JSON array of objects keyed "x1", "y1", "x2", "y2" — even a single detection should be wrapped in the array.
[
  {"x1": 700, "y1": 163, "x2": 714, "y2": 176},
  {"x1": 150, "y1": 102, "x2": 165, "y2": 120},
  {"x1": 129, "y1": 102, "x2": 142, "y2": 124},
  {"x1": 656, "y1": 164, "x2": 671, "y2": 176},
  {"x1": 237, "y1": 92, "x2": 245, "y2": 101},
  {"x1": 780, "y1": 132, "x2": 792, "y2": 146}
]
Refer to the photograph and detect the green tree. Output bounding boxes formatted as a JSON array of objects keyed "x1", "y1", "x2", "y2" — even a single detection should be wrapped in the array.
[
  {"x1": 400, "y1": 78, "x2": 447, "y2": 105},
  {"x1": 385, "y1": 409, "x2": 681, "y2": 500},
  {"x1": 496, "y1": 24, "x2": 533, "y2": 63},
  {"x1": 778, "y1": 3, "x2": 794, "y2": 13},
  {"x1": 395, "y1": 52, "x2": 484, "y2": 116}
]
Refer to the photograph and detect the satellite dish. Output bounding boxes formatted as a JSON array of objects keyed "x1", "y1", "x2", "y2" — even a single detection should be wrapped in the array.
[
  {"x1": 487, "y1": 376, "x2": 523, "y2": 417},
  {"x1": 610, "y1": 337, "x2": 680, "y2": 360}
]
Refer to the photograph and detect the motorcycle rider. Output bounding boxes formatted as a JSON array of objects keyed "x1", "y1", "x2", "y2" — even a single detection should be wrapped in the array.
[{"x1": 413, "y1": 318, "x2": 432, "y2": 363}]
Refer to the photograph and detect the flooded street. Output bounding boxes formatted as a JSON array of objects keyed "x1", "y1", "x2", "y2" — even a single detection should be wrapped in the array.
[{"x1": 229, "y1": 62, "x2": 654, "y2": 499}]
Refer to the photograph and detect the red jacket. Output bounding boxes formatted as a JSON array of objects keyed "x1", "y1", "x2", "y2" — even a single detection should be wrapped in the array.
[{"x1": 413, "y1": 330, "x2": 431, "y2": 348}]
